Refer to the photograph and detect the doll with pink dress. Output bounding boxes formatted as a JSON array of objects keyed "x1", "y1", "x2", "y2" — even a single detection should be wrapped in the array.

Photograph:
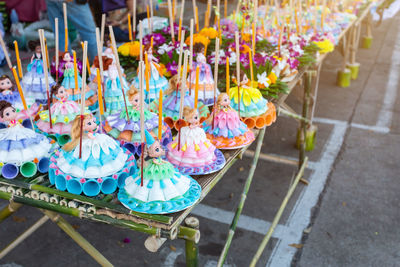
[
  {"x1": 36, "y1": 84, "x2": 88, "y2": 145},
  {"x1": 203, "y1": 93, "x2": 255, "y2": 149},
  {"x1": 166, "y1": 106, "x2": 225, "y2": 175},
  {"x1": 187, "y1": 43, "x2": 220, "y2": 106}
]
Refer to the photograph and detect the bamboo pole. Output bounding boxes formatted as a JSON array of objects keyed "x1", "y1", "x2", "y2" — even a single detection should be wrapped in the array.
[
  {"x1": 63, "y1": 3, "x2": 68, "y2": 52},
  {"x1": 177, "y1": 30, "x2": 185, "y2": 81},
  {"x1": 217, "y1": 127, "x2": 266, "y2": 267},
  {"x1": 0, "y1": 33, "x2": 12, "y2": 69},
  {"x1": 167, "y1": 0, "x2": 175, "y2": 42},
  {"x1": 178, "y1": 0, "x2": 185, "y2": 41},
  {"x1": 42, "y1": 210, "x2": 113, "y2": 267},
  {"x1": 149, "y1": 0, "x2": 154, "y2": 33},
  {"x1": 139, "y1": 21, "x2": 143, "y2": 61},
  {"x1": 100, "y1": 13, "x2": 106, "y2": 46},
  {"x1": 132, "y1": 0, "x2": 137, "y2": 39},
  {"x1": 109, "y1": 26, "x2": 130, "y2": 122},
  {"x1": 78, "y1": 41, "x2": 88, "y2": 159},
  {"x1": 39, "y1": 29, "x2": 52, "y2": 128},
  {"x1": 0, "y1": 216, "x2": 49, "y2": 259},
  {"x1": 0, "y1": 202, "x2": 22, "y2": 223},
  {"x1": 250, "y1": 157, "x2": 308, "y2": 266}
]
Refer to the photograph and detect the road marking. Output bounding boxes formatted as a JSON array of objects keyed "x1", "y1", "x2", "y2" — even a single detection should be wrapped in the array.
[
  {"x1": 314, "y1": 117, "x2": 390, "y2": 133},
  {"x1": 267, "y1": 121, "x2": 347, "y2": 267},
  {"x1": 191, "y1": 204, "x2": 289, "y2": 238},
  {"x1": 376, "y1": 17, "x2": 400, "y2": 128}
]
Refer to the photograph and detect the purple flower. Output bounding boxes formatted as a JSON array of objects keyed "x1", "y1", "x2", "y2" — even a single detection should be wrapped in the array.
[
  {"x1": 253, "y1": 53, "x2": 266, "y2": 67},
  {"x1": 240, "y1": 53, "x2": 249, "y2": 68},
  {"x1": 288, "y1": 58, "x2": 299, "y2": 69},
  {"x1": 162, "y1": 23, "x2": 181, "y2": 35},
  {"x1": 143, "y1": 33, "x2": 166, "y2": 46},
  {"x1": 220, "y1": 19, "x2": 238, "y2": 34},
  {"x1": 166, "y1": 61, "x2": 178, "y2": 76}
]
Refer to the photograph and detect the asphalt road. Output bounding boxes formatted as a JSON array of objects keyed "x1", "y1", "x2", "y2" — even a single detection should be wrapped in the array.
[{"x1": 1, "y1": 7, "x2": 400, "y2": 267}]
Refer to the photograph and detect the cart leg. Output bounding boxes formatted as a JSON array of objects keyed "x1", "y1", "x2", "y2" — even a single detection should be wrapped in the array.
[
  {"x1": 185, "y1": 217, "x2": 200, "y2": 267},
  {"x1": 0, "y1": 201, "x2": 22, "y2": 223},
  {"x1": 0, "y1": 215, "x2": 49, "y2": 259},
  {"x1": 362, "y1": 13, "x2": 373, "y2": 49},
  {"x1": 217, "y1": 128, "x2": 266, "y2": 267},
  {"x1": 41, "y1": 210, "x2": 113, "y2": 267},
  {"x1": 298, "y1": 71, "x2": 313, "y2": 165}
]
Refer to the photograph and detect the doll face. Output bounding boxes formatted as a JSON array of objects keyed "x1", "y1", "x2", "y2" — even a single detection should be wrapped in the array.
[
  {"x1": 83, "y1": 116, "x2": 97, "y2": 132},
  {"x1": 56, "y1": 86, "x2": 68, "y2": 99},
  {"x1": 35, "y1": 45, "x2": 41, "y2": 54},
  {"x1": 129, "y1": 93, "x2": 140, "y2": 108},
  {"x1": 63, "y1": 52, "x2": 71, "y2": 62},
  {"x1": 220, "y1": 94, "x2": 230, "y2": 107},
  {"x1": 0, "y1": 78, "x2": 12, "y2": 90},
  {"x1": 187, "y1": 110, "x2": 200, "y2": 125},
  {"x1": 2, "y1": 106, "x2": 17, "y2": 121},
  {"x1": 148, "y1": 141, "x2": 164, "y2": 158}
]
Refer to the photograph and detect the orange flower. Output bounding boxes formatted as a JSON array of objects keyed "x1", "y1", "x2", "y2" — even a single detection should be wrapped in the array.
[
  {"x1": 186, "y1": 33, "x2": 210, "y2": 47},
  {"x1": 200, "y1": 27, "x2": 218, "y2": 39},
  {"x1": 242, "y1": 33, "x2": 251, "y2": 43},
  {"x1": 241, "y1": 44, "x2": 251, "y2": 54},
  {"x1": 268, "y1": 72, "x2": 277, "y2": 84}
]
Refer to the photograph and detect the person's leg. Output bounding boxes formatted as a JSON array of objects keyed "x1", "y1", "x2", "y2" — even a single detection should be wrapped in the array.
[
  {"x1": 46, "y1": 1, "x2": 66, "y2": 52},
  {"x1": 66, "y1": 2, "x2": 97, "y2": 61}
]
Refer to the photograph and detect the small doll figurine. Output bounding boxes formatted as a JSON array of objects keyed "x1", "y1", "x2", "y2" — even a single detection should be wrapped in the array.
[
  {"x1": 60, "y1": 51, "x2": 97, "y2": 107},
  {"x1": 229, "y1": 70, "x2": 276, "y2": 129},
  {"x1": 36, "y1": 84, "x2": 84, "y2": 140},
  {"x1": 48, "y1": 113, "x2": 136, "y2": 196},
  {"x1": 148, "y1": 74, "x2": 209, "y2": 130},
  {"x1": 118, "y1": 130, "x2": 201, "y2": 214},
  {"x1": 105, "y1": 86, "x2": 172, "y2": 154},
  {"x1": 103, "y1": 63, "x2": 130, "y2": 115},
  {"x1": 166, "y1": 106, "x2": 225, "y2": 175},
  {"x1": 187, "y1": 42, "x2": 220, "y2": 105},
  {"x1": 0, "y1": 101, "x2": 52, "y2": 179},
  {"x1": 22, "y1": 40, "x2": 56, "y2": 103},
  {"x1": 0, "y1": 75, "x2": 22, "y2": 109},
  {"x1": 132, "y1": 44, "x2": 169, "y2": 103},
  {"x1": 61, "y1": 51, "x2": 82, "y2": 91},
  {"x1": 203, "y1": 93, "x2": 255, "y2": 149}
]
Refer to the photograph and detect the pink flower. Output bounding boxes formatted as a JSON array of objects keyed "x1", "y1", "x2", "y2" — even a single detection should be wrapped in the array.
[
  {"x1": 80, "y1": 178, "x2": 86, "y2": 183},
  {"x1": 112, "y1": 174, "x2": 118, "y2": 179},
  {"x1": 97, "y1": 178, "x2": 103, "y2": 183},
  {"x1": 66, "y1": 175, "x2": 72, "y2": 181}
]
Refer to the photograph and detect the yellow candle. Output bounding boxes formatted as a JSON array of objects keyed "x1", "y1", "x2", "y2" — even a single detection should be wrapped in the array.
[
  {"x1": 278, "y1": 27, "x2": 282, "y2": 53},
  {"x1": 204, "y1": 41, "x2": 208, "y2": 56},
  {"x1": 150, "y1": 36, "x2": 154, "y2": 50},
  {"x1": 204, "y1": 10, "x2": 209, "y2": 28},
  {"x1": 172, "y1": 0, "x2": 176, "y2": 20},
  {"x1": 128, "y1": 13, "x2": 133, "y2": 41},
  {"x1": 96, "y1": 68, "x2": 104, "y2": 115},
  {"x1": 295, "y1": 9, "x2": 299, "y2": 34},
  {"x1": 45, "y1": 38, "x2": 50, "y2": 70},
  {"x1": 178, "y1": 19, "x2": 183, "y2": 41},
  {"x1": 145, "y1": 53, "x2": 150, "y2": 92},
  {"x1": 195, "y1": 6, "x2": 199, "y2": 32},
  {"x1": 226, "y1": 57, "x2": 229, "y2": 95},
  {"x1": 194, "y1": 66, "x2": 199, "y2": 109},
  {"x1": 248, "y1": 50, "x2": 253, "y2": 82},
  {"x1": 12, "y1": 67, "x2": 27, "y2": 110},
  {"x1": 13, "y1": 41, "x2": 23, "y2": 78},
  {"x1": 64, "y1": 27, "x2": 68, "y2": 52},
  {"x1": 146, "y1": 5, "x2": 151, "y2": 29},
  {"x1": 158, "y1": 90, "x2": 163, "y2": 140},
  {"x1": 73, "y1": 51, "x2": 79, "y2": 91},
  {"x1": 224, "y1": 0, "x2": 227, "y2": 18},
  {"x1": 218, "y1": 18, "x2": 222, "y2": 42},
  {"x1": 252, "y1": 22, "x2": 256, "y2": 55}
]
